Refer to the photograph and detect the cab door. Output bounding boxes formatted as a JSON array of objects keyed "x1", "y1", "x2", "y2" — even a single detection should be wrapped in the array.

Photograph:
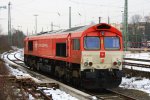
[{"x1": 70, "y1": 38, "x2": 81, "y2": 64}]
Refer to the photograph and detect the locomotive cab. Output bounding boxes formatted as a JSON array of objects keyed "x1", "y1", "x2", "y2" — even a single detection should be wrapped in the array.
[{"x1": 80, "y1": 24, "x2": 124, "y2": 89}]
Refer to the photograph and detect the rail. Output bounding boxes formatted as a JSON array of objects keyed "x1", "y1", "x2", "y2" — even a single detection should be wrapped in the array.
[
  {"x1": 86, "y1": 89, "x2": 136, "y2": 100},
  {"x1": 0, "y1": 75, "x2": 59, "y2": 99},
  {"x1": 1, "y1": 51, "x2": 58, "y2": 99},
  {"x1": 5, "y1": 50, "x2": 139, "y2": 100},
  {"x1": 124, "y1": 58, "x2": 150, "y2": 68}
]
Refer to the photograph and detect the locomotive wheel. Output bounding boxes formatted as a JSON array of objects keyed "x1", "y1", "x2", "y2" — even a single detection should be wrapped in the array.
[
  {"x1": 51, "y1": 66, "x2": 55, "y2": 75},
  {"x1": 54, "y1": 71, "x2": 59, "y2": 79},
  {"x1": 80, "y1": 79, "x2": 84, "y2": 89},
  {"x1": 72, "y1": 77, "x2": 80, "y2": 88},
  {"x1": 64, "y1": 71, "x2": 72, "y2": 84},
  {"x1": 36, "y1": 63, "x2": 40, "y2": 71}
]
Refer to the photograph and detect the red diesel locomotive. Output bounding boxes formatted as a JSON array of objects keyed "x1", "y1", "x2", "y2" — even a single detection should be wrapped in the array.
[{"x1": 24, "y1": 23, "x2": 124, "y2": 89}]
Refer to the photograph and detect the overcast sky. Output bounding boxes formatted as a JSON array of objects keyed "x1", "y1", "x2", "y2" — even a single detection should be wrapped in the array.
[{"x1": 0, "y1": 0, "x2": 150, "y2": 35}]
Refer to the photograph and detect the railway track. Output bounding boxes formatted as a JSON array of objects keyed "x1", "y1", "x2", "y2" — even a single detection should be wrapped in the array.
[
  {"x1": 102, "y1": 89, "x2": 136, "y2": 100},
  {"x1": 2, "y1": 50, "x2": 92, "y2": 100},
  {"x1": 124, "y1": 57, "x2": 150, "y2": 68},
  {"x1": 123, "y1": 57, "x2": 150, "y2": 78},
  {"x1": 86, "y1": 89, "x2": 136, "y2": 100},
  {"x1": 2, "y1": 50, "x2": 138, "y2": 100},
  {"x1": 1, "y1": 51, "x2": 59, "y2": 99},
  {"x1": 0, "y1": 75, "x2": 58, "y2": 99}
]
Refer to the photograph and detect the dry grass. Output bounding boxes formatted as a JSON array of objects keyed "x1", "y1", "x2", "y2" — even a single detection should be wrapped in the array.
[
  {"x1": 0, "y1": 61, "x2": 11, "y2": 99},
  {"x1": 0, "y1": 61, "x2": 10, "y2": 75},
  {"x1": 0, "y1": 35, "x2": 11, "y2": 54},
  {"x1": 0, "y1": 61, "x2": 30, "y2": 100},
  {"x1": 0, "y1": 61, "x2": 17, "y2": 100}
]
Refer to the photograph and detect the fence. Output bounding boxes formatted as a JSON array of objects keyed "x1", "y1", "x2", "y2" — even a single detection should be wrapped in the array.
[{"x1": 125, "y1": 34, "x2": 150, "y2": 49}]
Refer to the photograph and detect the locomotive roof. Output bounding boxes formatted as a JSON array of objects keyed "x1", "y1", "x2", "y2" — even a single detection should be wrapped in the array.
[
  {"x1": 36, "y1": 25, "x2": 93, "y2": 35},
  {"x1": 62, "y1": 25, "x2": 93, "y2": 33},
  {"x1": 25, "y1": 23, "x2": 122, "y2": 40}
]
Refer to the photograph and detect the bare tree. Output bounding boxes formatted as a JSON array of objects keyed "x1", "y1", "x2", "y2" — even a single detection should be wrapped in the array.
[
  {"x1": 144, "y1": 16, "x2": 150, "y2": 23},
  {"x1": 12, "y1": 29, "x2": 26, "y2": 48},
  {"x1": 0, "y1": 25, "x2": 2, "y2": 35},
  {"x1": 130, "y1": 14, "x2": 142, "y2": 35},
  {"x1": 129, "y1": 14, "x2": 143, "y2": 46},
  {"x1": 131, "y1": 14, "x2": 142, "y2": 24},
  {"x1": 144, "y1": 15, "x2": 150, "y2": 40}
]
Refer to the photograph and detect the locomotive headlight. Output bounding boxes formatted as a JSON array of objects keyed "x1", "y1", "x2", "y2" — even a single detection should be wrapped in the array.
[
  {"x1": 113, "y1": 62, "x2": 117, "y2": 66},
  {"x1": 84, "y1": 62, "x2": 88, "y2": 66},
  {"x1": 89, "y1": 62, "x2": 93, "y2": 66},
  {"x1": 113, "y1": 61, "x2": 121, "y2": 66}
]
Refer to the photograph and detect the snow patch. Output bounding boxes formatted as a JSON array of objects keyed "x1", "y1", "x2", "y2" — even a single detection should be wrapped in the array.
[
  {"x1": 120, "y1": 77, "x2": 150, "y2": 95},
  {"x1": 38, "y1": 87, "x2": 78, "y2": 100}
]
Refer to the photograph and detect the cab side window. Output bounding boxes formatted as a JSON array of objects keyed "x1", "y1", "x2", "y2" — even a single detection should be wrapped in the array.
[
  {"x1": 56, "y1": 43, "x2": 67, "y2": 57},
  {"x1": 73, "y1": 39, "x2": 80, "y2": 50},
  {"x1": 28, "y1": 41, "x2": 33, "y2": 51}
]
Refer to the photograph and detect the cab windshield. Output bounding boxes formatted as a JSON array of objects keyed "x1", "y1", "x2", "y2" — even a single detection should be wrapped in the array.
[
  {"x1": 104, "y1": 37, "x2": 120, "y2": 50},
  {"x1": 84, "y1": 37, "x2": 100, "y2": 50}
]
